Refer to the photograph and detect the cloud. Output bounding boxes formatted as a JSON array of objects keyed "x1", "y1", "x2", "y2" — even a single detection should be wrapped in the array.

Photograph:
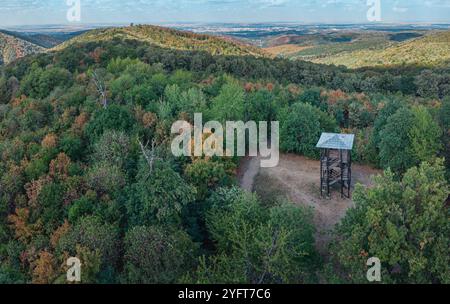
[
  {"x1": 1, "y1": 0, "x2": 449, "y2": 12},
  {"x1": 393, "y1": 0, "x2": 409, "y2": 13},
  {"x1": 1, "y1": 0, "x2": 449, "y2": 25}
]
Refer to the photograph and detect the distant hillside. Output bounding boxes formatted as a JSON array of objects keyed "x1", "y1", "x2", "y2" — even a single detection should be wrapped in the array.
[
  {"x1": 54, "y1": 25, "x2": 268, "y2": 57},
  {"x1": 313, "y1": 30, "x2": 450, "y2": 68},
  {"x1": 0, "y1": 31, "x2": 45, "y2": 65},
  {"x1": 0, "y1": 30, "x2": 60, "y2": 48},
  {"x1": 264, "y1": 44, "x2": 312, "y2": 57},
  {"x1": 20, "y1": 30, "x2": 89, "y2": 48}
]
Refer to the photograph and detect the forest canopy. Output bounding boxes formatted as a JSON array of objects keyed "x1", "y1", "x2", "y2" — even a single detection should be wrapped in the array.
[{"x1": 0, "y1": 36, "x2": 448, "y2": 284}]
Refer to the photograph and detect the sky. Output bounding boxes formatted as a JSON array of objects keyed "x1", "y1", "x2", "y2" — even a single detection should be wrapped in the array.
[{"x1": 1, "y1": 0, "x2": 450, "y2": 26}]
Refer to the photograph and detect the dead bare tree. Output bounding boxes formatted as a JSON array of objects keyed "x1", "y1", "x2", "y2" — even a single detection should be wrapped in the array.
[
  {"x1": 138, "y1": 138, "x2": 161, "y2": 179},
  {"x1": 91, "y1": 70, "x2": 108, "y2": 108}
]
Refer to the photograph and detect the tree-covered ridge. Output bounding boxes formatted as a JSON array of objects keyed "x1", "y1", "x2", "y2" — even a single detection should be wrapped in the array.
[
  {"x1": 0, "y1": 36, "x2": 448, "y2": 284},
  {"x1": 313, "y1": 30, "x2": 450, "y2": 68},
  {"x1": 53, "y1": 25, "x2": 268, "y2": 58},
  {"x1": 270, "y1": 31, "x2": 393, "y2": 61},
  {"x1": 0, "y1": 32, "x2": 45, "y2": 66}
]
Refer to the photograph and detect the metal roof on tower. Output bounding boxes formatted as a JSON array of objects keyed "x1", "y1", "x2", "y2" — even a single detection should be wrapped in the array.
[{"x1": 316, "y1": 133, "x2": 355, "y2": 150}]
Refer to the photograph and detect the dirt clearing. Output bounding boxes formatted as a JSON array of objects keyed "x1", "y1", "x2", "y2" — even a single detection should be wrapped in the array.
[{"x1": 238, "y1": 153, "x2": 381, "y2": 254}]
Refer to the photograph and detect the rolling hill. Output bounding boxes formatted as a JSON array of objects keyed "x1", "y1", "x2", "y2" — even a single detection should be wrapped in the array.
[
  {"x1": 54, "y1": 25, "x2": 268, "y2": 57},
  {"x1": 0, "y1": 24, "x2": 268, "y2": 66},
  {"x1": 0, "y1": 31, "x2": 45, "y2": 65},
  {"x1": 312, "y1": 30, "x2": 450, "y2": 68}
]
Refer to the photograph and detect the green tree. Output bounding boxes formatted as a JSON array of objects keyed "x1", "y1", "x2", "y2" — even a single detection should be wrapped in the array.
[
  {"x1": 0, "y1": 241, "x2": 27, "y2": 284},
  {"x1": 299, "y1": 87, "x2": 325, "y2": 110},
  {"x1": 20, "y1": 64, "x2": 72, "y2": 99},
  {"x1": 186, "y1": 188, "x2": 319, "y2": 284},
  {"x1": 126, "y1": 161, "x2": 196, "y2": 227},
  {"x1": 165, "y1": 85, "x2": 207, "y2": 116},
  {"x1": 59, "y1": 133, "x2": 84, "y2": 161},
  {"x1": 107, "y1": 57, "x2": 141, "y2": 75},
  {"x1": 0, "y1": 77, "x2": 11, "y2": 104},
  {"x1": 38, "y1": 182, "x2": 67, "y2": 234},
  {"x1": 85, "y1": 104, "x2": 136, "y2": 142},
  {"x1": 209, "y1": 80, "x2": 245, "y2": 122},
  {"x1": 68, "y1": 193, "x2": 95, "y2": 223},
  {"x1": 91, "y1": 130, "x2": 131, "y2": 169},
  {"x1": 415, "y1": 70, "x2": 441, "y2": 99},
  {"x1": 408, "y1": 106, "x2": 442, "y2": 163},
  {"x1": 184, "y1": 159, "x2": 229, "y2": 200},
  {"x1": 379, "y1": 107, "x2": 416, "y2": 174},
  {"x1": 438, "y1": 97, "x2": 450, "y2": 178},
  {"x1": 245, "y1": 89, "x2": 277, "y2": 122},
  {"x1": 328, "y1": 159, "x2": 449, "y2": 283},
  {"x1": 379, "y1": 106, "x2": 441, "y2": 175},
  {"x1": 123, "y1": 226, "x2": 197, "y2": 283},
  {"x1": 86, "y1": 162, "x2": 126, "y2": 196},
  {"x1": 279, "y1": 103, "x2": 338, "y2": 158},
  {"x1": 371, "y1": 98, "x2": 405, "y2": 165},
  {"x1": 57, "y1": 216, "x2": 120, "y2": 274},
  {"x1": 110, "y1": 74, "x2": 135, "y2": 102},
  {"x1": 169, "y1": 70, "x2": 193, "y2": 90}
]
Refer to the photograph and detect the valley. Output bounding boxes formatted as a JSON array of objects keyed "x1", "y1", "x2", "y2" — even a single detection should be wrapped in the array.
[
  {"x1": 2, "y1": 22, "x2": 450, "y2": 69},
  {"x1": 0, "y1": 31, "x2": 45, "y2": 65}
]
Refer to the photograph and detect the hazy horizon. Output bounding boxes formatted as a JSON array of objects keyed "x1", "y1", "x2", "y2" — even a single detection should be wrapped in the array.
[
  {"x1": 4, "y1": 21, "x2": 450, "y2": 34},
  {"x1": 2, "y1": 0, "x2": 450, "y2": 27}
]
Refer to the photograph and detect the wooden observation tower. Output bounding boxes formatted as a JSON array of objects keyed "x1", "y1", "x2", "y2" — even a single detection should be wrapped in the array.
[{"x1": 316, "y1": 133, "x2": 355, "y2": 198}]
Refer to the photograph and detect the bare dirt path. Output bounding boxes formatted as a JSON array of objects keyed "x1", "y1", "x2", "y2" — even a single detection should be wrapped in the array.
[
  {"x1": 237, "y1": 156, "x2": 262, "y2": 192},
  {"x1": 238, "y1": 153, "x2": 381, "y2": 255}
]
